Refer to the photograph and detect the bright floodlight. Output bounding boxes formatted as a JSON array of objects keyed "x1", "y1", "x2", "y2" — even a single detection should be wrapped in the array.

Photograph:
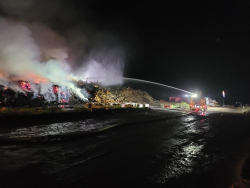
[{"x1": 192, "y1": 94, "x2": 197, "y2": 98}]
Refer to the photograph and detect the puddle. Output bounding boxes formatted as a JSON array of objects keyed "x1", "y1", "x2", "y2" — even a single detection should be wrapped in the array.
[{"x1": 152, "y1": 142, "x2": 204, "y2": 184}]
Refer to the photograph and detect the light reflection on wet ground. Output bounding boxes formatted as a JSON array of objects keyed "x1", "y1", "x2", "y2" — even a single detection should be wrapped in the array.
[
  {"x1": 0, "y1": 109, "x2": 180, "y2": 139},
  {"x1": 150, "y1": 115, "x2": 214, "y2": 185},
  {"x1": 1, "y1": 110, "x2": 247, "y2": 188},
  {"x1": 0, "y1": 119, "x2": 120, "y2": 138},
  {"x1": 153, "y1": 142, "x2": 204, "y2": 183}
]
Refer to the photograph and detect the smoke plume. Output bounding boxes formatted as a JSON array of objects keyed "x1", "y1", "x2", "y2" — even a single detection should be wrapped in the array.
[
  {"x1": 0, "y1": 0, "x2": 126, "y2": 101},
  {"x1": 0, "y1": 18, "x2": 87, "y2": 100}
]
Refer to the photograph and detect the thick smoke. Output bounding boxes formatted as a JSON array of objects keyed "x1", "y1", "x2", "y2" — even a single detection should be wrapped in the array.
[
  {"x1": 0, "y1": 18, "x2": 87, "y2": 100},
  {"x1": 0, "y1": 0, "x2": 126, "y2": 101}
]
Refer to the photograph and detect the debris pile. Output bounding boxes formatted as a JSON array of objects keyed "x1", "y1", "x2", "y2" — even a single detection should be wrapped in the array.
[
  {"x1": 92, "y1": 87, "x2": 160, "y2": 105},
  {"x1": 0, "y1": 81, "x2": 160, "y2": 107}
]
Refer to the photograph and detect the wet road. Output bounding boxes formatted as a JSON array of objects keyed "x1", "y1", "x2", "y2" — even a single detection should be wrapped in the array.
[
  {"x1": 1, "y1": 109, "x2": 250, "y2": 188},
  {"x1": 207, "y1": 106, "x2": 248, "y2": 114}
]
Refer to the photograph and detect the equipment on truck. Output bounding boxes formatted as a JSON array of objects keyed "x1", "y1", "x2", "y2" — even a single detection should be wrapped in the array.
[{"x1": 189, "y1": 96, "x2": 207, "y2": 112}]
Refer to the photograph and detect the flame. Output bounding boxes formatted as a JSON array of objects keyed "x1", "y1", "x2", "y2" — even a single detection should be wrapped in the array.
[
  {"x1": 19, "y1": 81, "x2": 31, "y2": 91},
  {"x1": 53, "y1": 85, "x2": 59, "y2": 94},
  {"x1": 60, "y1": 99, "x2": 66, "y2": 103}
]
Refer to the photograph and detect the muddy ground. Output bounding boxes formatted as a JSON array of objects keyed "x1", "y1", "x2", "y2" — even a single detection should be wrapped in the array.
[{"x1": 0, "y1": 108, "x2": 250, "y2": 188}]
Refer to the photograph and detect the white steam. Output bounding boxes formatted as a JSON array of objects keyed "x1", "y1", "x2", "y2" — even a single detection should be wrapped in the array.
[{"x1": 75, "y1": 47, "x2": 125, "y2": 86}]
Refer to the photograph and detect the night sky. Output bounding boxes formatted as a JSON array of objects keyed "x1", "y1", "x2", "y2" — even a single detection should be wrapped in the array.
[
  {"x1": 1, "y1": 0, "x2": 250, "y2": 104},
  {"x1": 88, "y1": 0, "x2": 250, "y2": 104}
]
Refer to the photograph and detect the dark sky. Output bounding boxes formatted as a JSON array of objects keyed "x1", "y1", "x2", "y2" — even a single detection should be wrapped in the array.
[
  {"x1": 1, "y1": 0, "x2": 250, "y2": 104},
  {"x1": 86, "y1": 0, "x2": 250, "y2": 104}
]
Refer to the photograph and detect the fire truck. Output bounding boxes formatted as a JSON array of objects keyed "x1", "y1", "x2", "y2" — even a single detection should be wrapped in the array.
[{"x1": 190, "y1": 97, "x2": 207, "y2": 112}]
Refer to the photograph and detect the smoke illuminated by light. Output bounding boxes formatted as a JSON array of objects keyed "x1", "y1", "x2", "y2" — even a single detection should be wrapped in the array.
[{"x1": 0, "y1": 18, "x2": 125, "y2": 101}]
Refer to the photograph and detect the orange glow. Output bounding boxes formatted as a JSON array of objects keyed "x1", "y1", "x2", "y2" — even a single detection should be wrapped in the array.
[
  {"x1": 10, "y1": 72, "x2": 48, "y2": 84},
  {"x1": 24, "y1": 73, "x2": 48, "y2": 83},
  {"x1": 0, "y1": 71, "x2": 6, "y2": 79}
]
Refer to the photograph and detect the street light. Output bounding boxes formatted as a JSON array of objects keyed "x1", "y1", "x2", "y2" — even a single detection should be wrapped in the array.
[{"x1": 222, "y1": 91, "x2": 225, "y2": 106}]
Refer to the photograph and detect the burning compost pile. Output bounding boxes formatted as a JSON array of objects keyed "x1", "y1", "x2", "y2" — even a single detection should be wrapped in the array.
[
  {"x1": 0, "y1": 0, "x2": 138, "y2": 108},
  {"x1": 0, "y1": 17, "x2": 125, "y2": 107},
  {"x1": 0, "y1": 80, "x2": 159, "y2": 107},
  {"x1": 0, "y1": 82, "x2": 85, "y2": 107}
]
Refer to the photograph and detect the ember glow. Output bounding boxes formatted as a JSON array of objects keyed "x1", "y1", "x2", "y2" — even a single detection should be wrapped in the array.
[
  {"x1": 19, "y1": 81, "x2": 31, "y2": 91},
  {"x1": 53, "y1": 85, "x2": 59, "y2": 94},
  {"x1": 60, "y1": 99, "x2": 68, "y2": 103}
]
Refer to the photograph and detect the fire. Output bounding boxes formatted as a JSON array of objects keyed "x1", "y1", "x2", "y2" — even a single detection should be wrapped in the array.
[
  {"x1": 53, "y1": 85, "x2": 59, "y2": 94},
  {"x1": 19, "y1": 81, "x2": 31, "y2": 91},
  {"x1": 1, "y1": 69, "x2": 88, "y2": 102},
  {"x1": 60, "y1": 99, "x2": 67, "y2": 103}
]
